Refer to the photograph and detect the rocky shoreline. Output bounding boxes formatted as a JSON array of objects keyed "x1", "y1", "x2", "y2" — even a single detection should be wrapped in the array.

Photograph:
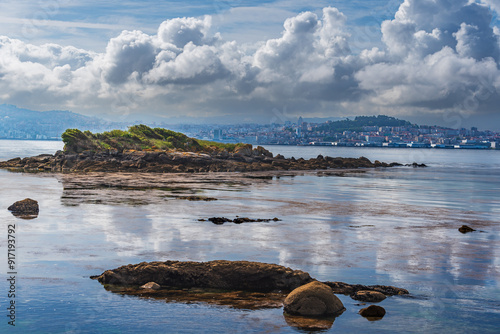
[
  {"x1": 0, "y1": 145, "x2": 408, "y2": 173},
  {"x1": 91, "y1": 260, "x2": 409, "y2": 327}
]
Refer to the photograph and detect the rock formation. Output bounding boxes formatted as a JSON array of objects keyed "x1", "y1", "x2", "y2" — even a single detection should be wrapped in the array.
[
  {"x1": 351, "y1": 290, "x2": 387, "y2": 302},
  {"x1": 93, "y1": 260, "x2": 313, "y2": 293},
  {"x1": 458, "y1": 225, "x2": 476, "y2": 233},
  {"x1": 8, "y1": 198, "x2": 39, "y2": 217},
  {"x1": 283, "y1": 281, "x2": 345, "y2": 317},
  {"x1": 323, "y1": 281, "x2": 409, "y2": 297},
  {"x1": 359, "y1": 305, "x2": 386, "y2": 318}
]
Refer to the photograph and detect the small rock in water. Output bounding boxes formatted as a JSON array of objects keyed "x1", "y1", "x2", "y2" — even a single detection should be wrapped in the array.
[
  {"x1": 140, "y1": 282, "x2": 161, "y2": 290},
  {"x1": 351, "y1": 290, "x2": 386, "y2": 302},
  {"x1": 359, "y1": 305, "x2": 386, "y2": 319},
  {"x1": 283, "y1": 281, "x2": 345, "y2": 317},
  {"x1": 208, "y1": 217, "x2": 232, "y2": 225},
  {"x1": 8, "y1": 198, "x2": 39, "y2": 218},
  {"x1": 458, "y1": 225, "x2": 476, "y2": 234}
]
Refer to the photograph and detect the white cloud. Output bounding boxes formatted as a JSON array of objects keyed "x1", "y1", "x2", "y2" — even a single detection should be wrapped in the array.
[
  {"x1": 100, "y1": 30, "x2": 157, "y2": 84},
  {"x1": 158, "y1": 16, "x2": 215, "y2": 48},
  {"x1": 356, "y1": 0, "x2": 500, "y2": 123},
  {"x1": 0, "y1": 1, "x2": 499, "y2": 128}
]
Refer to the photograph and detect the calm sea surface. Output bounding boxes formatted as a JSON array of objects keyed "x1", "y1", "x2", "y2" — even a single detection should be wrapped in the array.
[{"x1": 0, "y1": 140, "x2": 499, "y2": 333}]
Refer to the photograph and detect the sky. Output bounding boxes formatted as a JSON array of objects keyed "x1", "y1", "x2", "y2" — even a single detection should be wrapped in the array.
[{"x1": 1, "y1": 0, "x2": 500, "y2": 130}]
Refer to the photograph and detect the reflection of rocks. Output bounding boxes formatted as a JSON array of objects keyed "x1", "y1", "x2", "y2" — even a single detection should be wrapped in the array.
[
  {"x1": 93, "y1": 260, "x2": 312, "y2": 292},
  {"x1": 103, "y1": 285, "x2": 287, "y2": 310},
  {"x1": 359, "y1": 305, "x2": 386, "y2": 319},
  {"x1": 284, "y1": 314, "x2": 335, "y2": 331},
  {"x1": 283, "y1": 281, "x2": 345, "y2": 317},
  {"x1": 351, "y1": 290, "x2": 386, "y2": 302},
  {"x1": 57, "y1": 172, "x2": 249, "y2": 206},
  {"x1": 323, "y1": 281, "x2": 409, "y2": 297},
  {"x1": 459, "y1": 225, "x2": 476, "y2": 234},
  {"x1": 204, "y1": 217, "x2": 281, "y2": 225},
  {"x1": 8, "y1": 198, "x2": 39, "y2": 218}
]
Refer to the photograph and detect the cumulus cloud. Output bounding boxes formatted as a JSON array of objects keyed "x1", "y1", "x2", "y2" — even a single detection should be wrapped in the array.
[
  {"x1": 358, "y1": 0, "x2": 500, "y2": 124},
  {"x1": 0, "y1": 1, "x2": 499, "y2": 128},
  {"x1": 158, "y1": 16, "x2": 216, "y2": 48}
]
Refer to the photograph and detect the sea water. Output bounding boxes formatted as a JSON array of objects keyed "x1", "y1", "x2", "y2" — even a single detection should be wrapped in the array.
[{"x1": 0, "y1": 140, "x2": 499, "y2": 333}]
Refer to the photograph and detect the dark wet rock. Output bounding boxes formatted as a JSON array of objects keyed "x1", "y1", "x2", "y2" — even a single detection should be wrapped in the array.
[
  {"x1": 283, "y1": 281, "x2": 345, "y2": 317},
  {"x1": 208, "y1": 217, "x2": 232, "y2": 225},
  {"x1": 140, "y1": 282, "x2": 160, "y2": 290},
  {"x1": 8, "y1": 198, "x2": 39, "y2": 217},
  {"x1": 176, "y1": 196, "x2": 217, "y2": 201},
  {"x1": 0, "y1": 147, "x2": 402, "y2": 174},
  {"x1": 206, "y1": 217, "x2": 281, "y2": 225},
  {"x1": 359, "y1": 305, "x2": 386, "y2": 318},
  {"x1": 94, "y1": 260, "x2": 313, "y2": 293},
  {"x1": 233, "y1": 217, "x2": 253, "y2": 224},
  {"x1": 323, "y1": 281, "x2": 409, "y2": 296},
  {"x1": 407, "y1": 162, "x2": 427, "y2": 168},
  {"x1": 284, "y1": 314, "x2": 335, "y2": 331},
  {"x1": 459, "y1": 225, "x2": 476, "y2": 233},
  {"x1": 351, "y1": 290, "x2": 386, "y2": 302}
]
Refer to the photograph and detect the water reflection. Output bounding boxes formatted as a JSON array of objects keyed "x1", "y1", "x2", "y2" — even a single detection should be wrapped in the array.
[
  {"x1": 1, "y1": 166, "x2": 499, "y2": 332},
  {"x1": 283, "y1": 314, "x2": 335, "y2": 332}
]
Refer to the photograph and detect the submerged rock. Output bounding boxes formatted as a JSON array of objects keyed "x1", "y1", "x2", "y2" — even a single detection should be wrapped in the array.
[
  {"x1": 323, "y1": 281, "x2": 409, "y2": 297},
  {"x1": 459, "y1": 225, "x2": 476, "y2": 234},
  {"x1": 351, "y1": 290, "x2": 386, "y2": 302},
  {"x1": 94, "y1": 260, "x2": 312, "y2": 292},
  {"x1": 8, "y1": 198, "x2": 39, "y2": 217},
  {"x1": 206, "y1": 217, "x2": 281, "y2": 225},
  {"x1": 359, "y1": 305, "x2": 386, "y2": 319},
  {"x1": 207, "y1": 217, "x2": 232, "y2": 225},
  {"x1": 103, "y1": 285, "x2": 287, "y2": 310},
  {"x1": 176, "y1": 196, "x2": 217, "y2": 201},
  {"x1": 283, "y1": 281, "x2": 345, "y2": 317}
]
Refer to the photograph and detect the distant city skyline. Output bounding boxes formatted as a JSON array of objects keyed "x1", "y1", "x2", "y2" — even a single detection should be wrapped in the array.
[
  {"x1": 1, "y1": 1, "x2": 500, "y2": 130},
  {"x1": 2, "y1": 104, "x2": 499, "y2": 148}
]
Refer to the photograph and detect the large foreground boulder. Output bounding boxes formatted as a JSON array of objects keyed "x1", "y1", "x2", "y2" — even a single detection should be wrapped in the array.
[
  {"x1": 283, "y1": 281, "x2": 345, "y2": 317},
  {"x1": 8, "y1": 198, "x2": 39, "y2": 217},
  {"x1": 94, "y1": 260, "x2": 312, "y2": 292}
]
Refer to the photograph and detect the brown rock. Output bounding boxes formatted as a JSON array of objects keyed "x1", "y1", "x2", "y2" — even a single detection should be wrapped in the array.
[
  {"x1": 359, "y1": 305, "x2": 386, "y2": 318},
  {"x1": 283, "y1": 281, "x2": 345, "y2": 317},
  {"x1": 8, "y1": 198, "x2": 39, "y2": 217},
  {"x1": 323, "y1": 281, "x2": 409, "y2": 296},
  {"x1": 95, "y1": 260, "x2": 312, "y2": 292},
  {"x1": 351, "y1": 290, "x2": 386, "y2": 302},
  {"x1": 140, "y1": 282, "x2": 161, "y2": 290},
  {"x1": 459, "y1": 225, "x2": 476, "y2": 234},
  {"x1": 234, "y1": 144, "x2": 253, "y2": 157}
]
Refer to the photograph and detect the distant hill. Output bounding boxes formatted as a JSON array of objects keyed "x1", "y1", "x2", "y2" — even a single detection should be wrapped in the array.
[
  {"x1": 314, "y1": 115, "x2": 414, "y2": 133},
  {"x1": 0, "y1": 104, "x2": 127, "y2": 140}
]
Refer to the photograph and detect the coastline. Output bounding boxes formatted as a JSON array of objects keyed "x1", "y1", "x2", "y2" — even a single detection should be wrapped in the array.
[{"x1": 0, "y1": 148, "x2": 407, "y2": 173}]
